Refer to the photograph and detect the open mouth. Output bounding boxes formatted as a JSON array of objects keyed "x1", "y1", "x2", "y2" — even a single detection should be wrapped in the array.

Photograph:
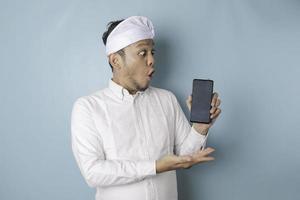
[{"x1": 148, "y1": 70, "x2": 155, "y2": 79}]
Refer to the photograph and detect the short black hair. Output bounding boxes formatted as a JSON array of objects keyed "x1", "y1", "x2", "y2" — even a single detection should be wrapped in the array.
[{"x1": 102, "y1": 19, "x2": 125, "y2": 72}]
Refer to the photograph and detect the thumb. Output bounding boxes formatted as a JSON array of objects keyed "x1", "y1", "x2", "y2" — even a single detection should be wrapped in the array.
[{"x1": 186, "y1": 95, "x2": 192, "y2": 111}]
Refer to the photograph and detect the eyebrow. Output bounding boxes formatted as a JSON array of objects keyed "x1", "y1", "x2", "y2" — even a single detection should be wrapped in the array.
[{"x1": 136, "y1": 41, "x2": 155, "y2": 48}]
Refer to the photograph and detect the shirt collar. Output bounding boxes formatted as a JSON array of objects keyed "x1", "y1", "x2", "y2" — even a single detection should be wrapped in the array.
[{"x1": 108, "y1": 78, "x2": 148, "y2": 101}]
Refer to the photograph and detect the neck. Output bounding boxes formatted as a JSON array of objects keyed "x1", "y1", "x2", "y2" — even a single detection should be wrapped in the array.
[{"x1": 112, "y1": 76, "x2": 137, "y2": 95}]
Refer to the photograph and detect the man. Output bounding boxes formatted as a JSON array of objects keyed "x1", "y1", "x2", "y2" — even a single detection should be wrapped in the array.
[{"x1": 71, "y1": 16, "x2": 221, "y2": 200}]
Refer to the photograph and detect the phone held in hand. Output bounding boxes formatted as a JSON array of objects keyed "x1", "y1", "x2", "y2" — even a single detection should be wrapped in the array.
[{"x1": 190, "y1": 79, "x2": 214, "y2": 124}]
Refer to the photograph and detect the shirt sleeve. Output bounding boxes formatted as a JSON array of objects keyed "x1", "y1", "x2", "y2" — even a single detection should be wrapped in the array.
[
  {"x1": 71, "y1": 98, "x2": 156, "y2": 188},
  {"x1": 169, "y1": 92, "x2": 210, "y2": 156}
]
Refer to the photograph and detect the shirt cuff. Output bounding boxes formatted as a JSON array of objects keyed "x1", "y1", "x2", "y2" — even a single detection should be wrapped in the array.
[
  {"x1": 190, "y1": 126, "x2": 208, "y2": 145},
  {"x1": 136, "y1": 160, "x2": 157, "y2": 177}
]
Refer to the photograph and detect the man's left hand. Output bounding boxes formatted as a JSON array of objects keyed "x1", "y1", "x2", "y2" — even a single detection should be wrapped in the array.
[{"x1": 186, "y1": 92, "x2": 222, "y2": 135}]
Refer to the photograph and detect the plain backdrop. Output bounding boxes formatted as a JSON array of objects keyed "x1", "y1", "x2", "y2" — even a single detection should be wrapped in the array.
[{"x1": 1, "y1": 0, "x2": 300, "y2": 199}]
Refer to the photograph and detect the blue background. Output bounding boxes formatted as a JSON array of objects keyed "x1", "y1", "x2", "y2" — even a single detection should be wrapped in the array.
[{"x1": 1, "y1": 0, "x2": 300, "y2": 199}]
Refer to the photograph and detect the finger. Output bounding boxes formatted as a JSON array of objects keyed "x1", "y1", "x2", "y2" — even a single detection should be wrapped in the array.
[
  {"x1": 211, "y1": 92, "x2": 218, "y2": 106},
  {"x1": 197, "y1": 147, "x2": 215, "y2": 156},
  {"x1": 216, "y1": 98, "x2": 221, "y2": 107},
  {"x1": 210, "y1": 98, "x2": 221, "y2": 114},
  {"x1": 210, "y1": 106, "x2": 217, "y2": 114},
  {"x1": 186, "y1": 95, "x2": 192, "y2": 110},
  {"x1": 194, "y1": 149, "x2": 203, "y2": 154},
  {"x1": 210, "y1": 108, "x2": 220, "y2": 118},
  {"x1": 198, "y1": 156, "x2": 215, "y2": 162},
  {"x1": 203, "y1": 147, "x2": 215, "y2": 154},
  {"x1": 210, "y1": 108, "x2": 221, "y2": 119},
  {"x1": 186, "y1": 97, "x2": 192, "y2": 105},
  {"x1": 182, "y1": 156, "x2": 215, "y2": 167},
  {"x1": 191, "y1": 148, "x2": 215, "y2": 160}
]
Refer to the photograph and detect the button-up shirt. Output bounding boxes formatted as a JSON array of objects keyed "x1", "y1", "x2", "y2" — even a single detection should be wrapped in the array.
[{"x1": 71, "y1": 79, "x2": 209, "y2": 200}]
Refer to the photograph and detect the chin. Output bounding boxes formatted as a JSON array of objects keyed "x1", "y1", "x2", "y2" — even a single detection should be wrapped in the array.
[
  {"x1": 139, "y1": 85, "x2": 148, "y2": 91},
  {"x1": 138, "y1": 82, "x2": 150, "y2": 91}
]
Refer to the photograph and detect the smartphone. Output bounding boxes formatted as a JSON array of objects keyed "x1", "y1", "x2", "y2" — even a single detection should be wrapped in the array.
[{"x1": 190, "y1": 79, "x2": 214, "y2": 124}]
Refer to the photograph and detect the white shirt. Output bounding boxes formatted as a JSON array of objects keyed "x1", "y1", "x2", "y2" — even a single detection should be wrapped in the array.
[{"x1": 71, "y1": 79, "x2": 209, "y2": 200}]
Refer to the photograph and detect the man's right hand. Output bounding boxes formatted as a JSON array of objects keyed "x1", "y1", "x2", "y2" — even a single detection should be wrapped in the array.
[{"x1": 155, "y1": 147, "x2": 215, "y2": 173}]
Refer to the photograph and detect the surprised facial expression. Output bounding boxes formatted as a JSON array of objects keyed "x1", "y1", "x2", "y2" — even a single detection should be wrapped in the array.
[{"x1": 120, "y1": 39, "x2": 156, "y2": 93}]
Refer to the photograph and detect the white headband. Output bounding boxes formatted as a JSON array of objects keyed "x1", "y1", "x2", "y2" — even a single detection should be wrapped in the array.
[{"x1": 105, "y1": 16, "x2": 155, "y2": 56}]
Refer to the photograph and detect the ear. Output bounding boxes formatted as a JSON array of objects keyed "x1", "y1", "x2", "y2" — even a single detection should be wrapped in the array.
[{"x1": 109, "y1": 53, "x2": 122, "y2": 71}]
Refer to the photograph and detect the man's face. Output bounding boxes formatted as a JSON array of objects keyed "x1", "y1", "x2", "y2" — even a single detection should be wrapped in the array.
[{"x1": 118, "y1": 39, "x2": 155, "y2": 94}]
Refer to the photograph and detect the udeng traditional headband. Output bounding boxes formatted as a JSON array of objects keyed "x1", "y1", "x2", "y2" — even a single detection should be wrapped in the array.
[{"x1": 105, "y1": 16, "x2": 155, "y2": 56}]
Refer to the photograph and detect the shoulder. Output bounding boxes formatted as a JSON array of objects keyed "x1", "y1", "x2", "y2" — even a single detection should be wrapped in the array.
[{"x1": 72, "y1": 88, "x2": 109, "y2": 112}]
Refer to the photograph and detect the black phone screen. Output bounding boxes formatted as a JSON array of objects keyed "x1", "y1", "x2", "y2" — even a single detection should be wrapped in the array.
[{"x1": 190, "y1": 79, "x2": 214, "y2": 124}]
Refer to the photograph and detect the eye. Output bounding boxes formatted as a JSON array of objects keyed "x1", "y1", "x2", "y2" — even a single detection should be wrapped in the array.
[
  {"x1": 151, "y1": 49, "x2": 156, "y2": 55},
  {"x1": 138, "y1": 50, "x2": 146, "y2": 56}
]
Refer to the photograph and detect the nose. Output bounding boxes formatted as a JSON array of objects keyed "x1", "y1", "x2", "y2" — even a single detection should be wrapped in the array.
[{"x1": 147, "y1": 53, "x2": 155, "y2": 67}]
